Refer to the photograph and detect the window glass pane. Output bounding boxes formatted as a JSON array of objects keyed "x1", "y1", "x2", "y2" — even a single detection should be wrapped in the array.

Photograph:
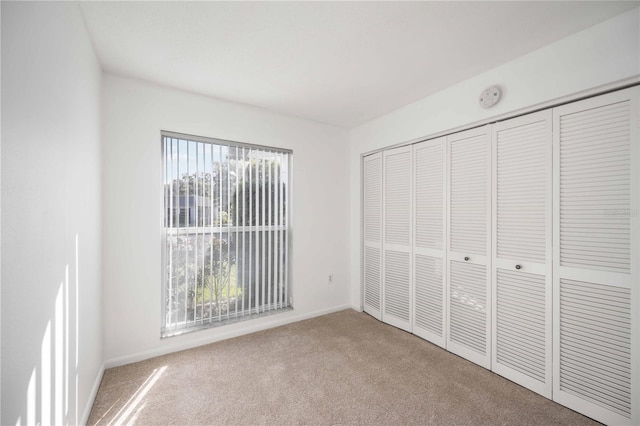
[{"x1": 162, "y1": 133, "x2": 291, "y2": 336}]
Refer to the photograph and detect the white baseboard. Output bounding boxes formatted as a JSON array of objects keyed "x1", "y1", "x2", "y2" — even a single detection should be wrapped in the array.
[
  {"x1": 104, "y1": 304, "x2": 353, "y2": 369},
  {"x1": 81, "y1": 362, "x2": 105, "y2": 425}
]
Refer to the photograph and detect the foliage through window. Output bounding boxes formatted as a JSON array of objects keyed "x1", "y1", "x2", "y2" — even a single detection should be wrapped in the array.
[{"x1": 162, "y1": 132, "x2": 291, "y2": 336}]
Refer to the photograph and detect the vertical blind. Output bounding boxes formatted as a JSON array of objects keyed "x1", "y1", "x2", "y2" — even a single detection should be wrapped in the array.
[{"x1": 162, "y1": 131, "x2": 292, "y2": 336}]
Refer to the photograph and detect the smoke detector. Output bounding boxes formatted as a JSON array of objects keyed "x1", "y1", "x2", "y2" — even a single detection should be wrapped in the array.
[{"x1": 479, "y1": 86, "x2": 501, "y2": 109}]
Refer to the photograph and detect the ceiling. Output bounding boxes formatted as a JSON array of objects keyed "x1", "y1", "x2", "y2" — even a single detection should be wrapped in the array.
[{"x1": 80, "y1": 1, "x2": 638, "y2": 128}]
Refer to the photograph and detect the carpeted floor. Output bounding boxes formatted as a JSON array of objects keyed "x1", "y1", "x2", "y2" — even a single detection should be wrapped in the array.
[{"x1": 88, "y1": 310, "x2": 599, "y2": 425}]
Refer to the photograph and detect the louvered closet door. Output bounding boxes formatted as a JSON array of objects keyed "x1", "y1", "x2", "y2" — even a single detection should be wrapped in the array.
[
  {"x1": 553, "y1": 87, "x2": 639, "y2": 425},
  {"x1": 492, "y1": 110, "x2": 552, "y2": 398},
  {"x1": 413, "y1": 137, "x2": 447, "y2": 347},
  {"x1": 446, "y1": 125, "x2": 492, "y2": 368},
  {"x1": 363, "y1": 153, "x2": 383, "y2": 320},
  {"x1": 383, "y1": 146, "x2": 413, "y2": 332}
]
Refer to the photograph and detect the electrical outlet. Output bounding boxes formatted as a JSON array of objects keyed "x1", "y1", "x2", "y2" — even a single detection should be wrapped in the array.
[{"x1": 328, "y1": 274, "x2": 333, "y2": 283}]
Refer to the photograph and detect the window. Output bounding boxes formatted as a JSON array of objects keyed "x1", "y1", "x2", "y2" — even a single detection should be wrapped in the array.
[{"x1": 162, "y1": 131, "x2": 292, "y2": 336}]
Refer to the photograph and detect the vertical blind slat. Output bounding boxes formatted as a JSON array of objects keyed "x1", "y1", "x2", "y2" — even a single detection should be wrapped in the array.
[
  {"x1": 282, "y1": 154, "x2": 291, "y2": 306},
  {"x1": 241, "y1": 147, "x2": 246, "y2": 316},
  {"x1": 208, "y1": 143, "x2": 214, "y2": 323},
  {"x1": 249, "y1": 148, "x2": 254, "y2": 315},
  {"x1": 195, "y1": 142, "x2": 200, "y2": 324},
  {"x1": 268, "y1": 151, "x2": 273, "y2": 310},
  {"x1": 218, "y1": 144, "x2": 223, "y2": 322},
  {"x1": 165, "y1": 138, "x2": 170, "y2": 327},
  {"x1": 174, "y1": 138, "x2": 180, "y2": 331},
  {"x1": 281, "y1": 153, "x2": 285, "y2": 308},
  {"x1": 235, "y1": 146, "x2": 239, "y2": 315},
  {"x1": 261, "y1": 150, "x2": 266, "y2": 312},
  {"x1": 184, "y1": 140, "x2": 190, "y2": 328},
  {"x1": 275, "y1": 152, "x2": 281, "y2": 309},
  {"x1": 166, "y1": 138, "x2": 170, "y2": 329},
  {"x1": 226, "y1": 146, "x2": 231, "y2": 319},
  {"x1": 255, "y1": 149, "x2": 260, "y2": 314}
]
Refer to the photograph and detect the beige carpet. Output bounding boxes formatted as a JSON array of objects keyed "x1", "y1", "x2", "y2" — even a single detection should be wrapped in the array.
[{"x1": 89, "y1": 310, "x2": 598, "y2": 425}]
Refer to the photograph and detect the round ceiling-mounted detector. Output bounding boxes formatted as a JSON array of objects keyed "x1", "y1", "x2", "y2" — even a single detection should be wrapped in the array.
[{"x1": 479, "y1": 86, "x2": 501, "y2": 109}]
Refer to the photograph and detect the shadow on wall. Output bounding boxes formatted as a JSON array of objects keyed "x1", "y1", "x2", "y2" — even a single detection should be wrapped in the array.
[{"x1": 12, "y1": 235, "x2": 83, "y2": 426}]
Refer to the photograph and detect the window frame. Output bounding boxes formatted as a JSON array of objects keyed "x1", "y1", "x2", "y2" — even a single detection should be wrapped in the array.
[{"x1": 160, "y1": 130, "x2": 293, "y2": 337}]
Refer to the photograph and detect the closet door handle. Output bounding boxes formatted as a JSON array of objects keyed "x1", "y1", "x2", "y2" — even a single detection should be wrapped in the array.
[
  {"x1": 464, "y1": 256, "x2": 470, "y2": 261},
  {"x1": 515, "y1": 264, "x2": 522, "y2": 270}
]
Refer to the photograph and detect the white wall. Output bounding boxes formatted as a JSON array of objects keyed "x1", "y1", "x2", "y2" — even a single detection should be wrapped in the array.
[
  {"x1": 349, "y1": 7, "x2": 640, "y2": 309},
  {"x1": 1, "y1": 3, "x2": 103, "y2": 425},
  {"x1": 102, "y1": 74, "x2": 350, "y2": 366}
]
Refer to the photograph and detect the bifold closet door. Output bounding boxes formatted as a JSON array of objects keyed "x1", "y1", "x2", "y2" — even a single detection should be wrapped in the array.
[
  {"x1": 363, "y1": 153, "x2": 382, "y2": 320},
  {"x1": 413, "y1": 137, "x2": 447, "y2": 347},
  {"x1": 382, "y1": 146, "x2": 413, "y2": 332},
  {"x1": 553, "y1": 88, "x2": 639, "y2": 425},
  {"x1": 446, "y1": 125, "x2": 492, "y2": 368},
  {"x1": 492, "y1": 110, "x2": 552, "y2": 398}
]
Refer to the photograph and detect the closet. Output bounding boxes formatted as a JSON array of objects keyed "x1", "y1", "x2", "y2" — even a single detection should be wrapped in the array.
[
  {"x1": 446, "y1": 126, "x2": 492, "y2": 369},
  {"x1": 413, "y1": 137, "x2": 446, "y2": 347},
  {"x1": 363, "y1": 153, "x2": 382, "y2": 320},
  {"x1": 382, "y1": 146, "x2": 412, "y2": 332},
  {"x1": 362, "y1": 86, "x2": 638, "y2": 425},
  {"x1": 552, "y1": 90, "x2": 637, "y2": 424},
  {"x1": 491, "y1": 110, "x2": 552, "y2": 398}
]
